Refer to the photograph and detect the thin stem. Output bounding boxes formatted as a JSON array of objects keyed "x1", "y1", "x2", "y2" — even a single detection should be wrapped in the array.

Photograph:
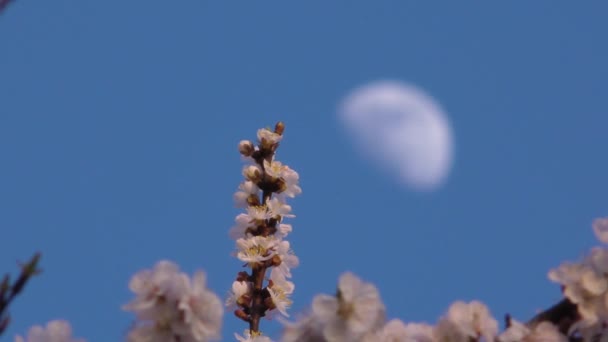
[
  {"x1": 249, "y1": 266, "x2": 266, "y2": 332},
  {"x1": 248, "y1": 188, "x2": 272, "y2": 334},
  {"x1": 0, "y1": 253, "x2": 41, "y2": 336}
]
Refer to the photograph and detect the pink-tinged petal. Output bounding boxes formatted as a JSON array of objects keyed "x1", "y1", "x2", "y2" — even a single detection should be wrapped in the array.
[{"x1": 593, "y1": 217, "x2": 608, "y2": 244}]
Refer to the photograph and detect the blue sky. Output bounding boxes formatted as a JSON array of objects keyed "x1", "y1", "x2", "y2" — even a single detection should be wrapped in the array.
[{"x1": 1, "y1": 1, "x2": 607, "y2": 340}]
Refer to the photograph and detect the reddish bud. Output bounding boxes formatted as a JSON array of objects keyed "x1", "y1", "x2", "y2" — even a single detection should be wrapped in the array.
[
  {"x1": 234, "y1": 309, "x2": 250, "y2": 322},
  {"x1": 274, "y1": 122, "x2": 285, "y2": 135}
]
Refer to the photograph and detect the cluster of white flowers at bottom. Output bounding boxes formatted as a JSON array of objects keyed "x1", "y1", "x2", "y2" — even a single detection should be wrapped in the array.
[
  {"x1": 434, "y1": 300, "x2": 499, "y2": 341},
  {"x1": 281, "y1": 272, "x2": 568, "y2": 342},
  {"x1": 499, "y1": 320, "x2": 567, "y2": 342},
  {"x1": 548, "y1": 217, "x2": 608, "y2": 338},
  {"x1": 362, "y1": 319, "x2": 435, "y2": 342},
  {"x1": 15, "y1": 320, "x2": 84, "y2": 342},
  {"x1": 123, "y1": 260, "x2": 223, "y2": 342},
  {"x1": 13, "y1": 122, "x2": 606, "y2": 342},
  {"x1": 282, "y1": 272, "x2": 386, "y2": 342}
]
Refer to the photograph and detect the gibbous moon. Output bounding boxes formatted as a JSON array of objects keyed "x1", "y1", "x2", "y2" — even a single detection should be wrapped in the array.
[{"x1": 339, "y1": 81, "x2": 454, "y2": 191}]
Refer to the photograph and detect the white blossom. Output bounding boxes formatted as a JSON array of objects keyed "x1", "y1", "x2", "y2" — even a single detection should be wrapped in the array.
[
  {"x1": 549, "y1": 260, "x2": 608, "y2": 325},
  {"x1": 268, "y1": 268, "x2": 295, "y2": 317},
  {"x1": 267, "y1": 197, "x2": 295, "y2": 220},
  {"x1": 234, "y1": 330, "x2": 273, "y2": 342},
  {"x1": 15, "y1": 320, "x2": 85, "y2": 342},
  {"x1": 226, "y1": 280, "x2": 252, "y2": 309},
  {"x1": 311, "y1": 272, "x2": 386, "y2": 341},
  {"x1": 236, "y1": 236, "x2": 279, "y2": 264},
  {"x1": 243, "y1": 164, "x2": 263, "y2": 182},
  {"x1": 277, "y1": 165, "x2": 301, "y2": 199},
  {"x1": 593, "y1": 217, "x2": 608, "y2": 244},
  {"x1": 257, "y1": 128, "x2": 282, "y2": 145},
  {"x1": 123, "y1": 260, "x2": 189, "y2": 321},
  {"x1": 246, "y1": 205, "x2": 271, "y2": 222},
  {"x1": 234, "y1": 181, "x2": 259, "y2": 207},
  {"x1": 435, "y1": 300, "x2": 498, "y2": 342},
  {"x1": 275, "y1": 240, "x2": 299, "y2": 278},
  {"x1": 127, "y1": 324, "x2": 175, "y2": 342},
  {"x1": 229, "y1": 213, "x2": 255, "y2": 240},
  {"x1": 261, "y1": 160, "x2": 301, "y2": 199},
  {"x1": 547, "y1": 220, "x2": 608, "y2": 328},
  {"x1": 587, "y1": 247, "x2": 608, "y2": 275},
  {"x1": 281, "y1": 312, "x2": 326, "y2": 342},
  {"x1": 362, "y1": 319, "x2": 435, "y2": 342},
  {"x1": 398, "y1": 322, "x2": 435, "y2": 342},
  {"x1": 175, "y1": 271, "x2": 223, "y2": 341},
  {"x1": 277, "y1": 223, "x2": 293, "y2": 238},
  {"x1": 499, "y1": 320, "x2": 567, "y2": 342},
  {"x1": 263, "y1": 160, "x2": 285, "y2": 179},
  {"x1": 124, "y1": 261, "x2": 223, "y2": 342}
]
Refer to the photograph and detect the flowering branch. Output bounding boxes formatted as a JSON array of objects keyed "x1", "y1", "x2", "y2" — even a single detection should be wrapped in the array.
[{"x1": 228, "y1": 122, "x2": 301, "y2": 339}]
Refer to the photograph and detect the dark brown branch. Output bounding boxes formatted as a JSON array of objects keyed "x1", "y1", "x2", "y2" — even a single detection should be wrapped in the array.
[
  {"x1": 526, "y1": 298, "x2": 579, "y2": 335},
  {"x1": 248, "y1": 264, "x2": 266, "y2": 332},
  {"x1": 248, "y1": 188, "x2": 273, "y2": 333},
  {"x1": 0, "y1": 252, "x2": 42, "y2": 336}
]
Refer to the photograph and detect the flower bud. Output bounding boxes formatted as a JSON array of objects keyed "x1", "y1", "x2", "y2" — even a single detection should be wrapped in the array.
[
  {"x1": 271, "y1": 254, "x2": 282, "y2": 267},
  {"x1": 236, "y1": 272, "x2": 249, "y2": 282},
  {"x1": 275, "y1": 178, "x2": 287, "y2": 194},
  {"x1": 257, "y1": 128, "x2": 282, "y2": 150},
  {"x1": 235, "y1": 309, "x2": 250, "y2": 322},
  {"x1": 238, "y1": 140, "x2": 255, "y2": 157},
  {"x1": 237, "y1": 294, "x2": 252, "y2": 307},
  {"x1": 246, "y1": 194, "x2": 260, "y2": 207},
  {"x1": 274, "y1": 121, "x2": 285, "y2": 135},
  {"x1": 243, "y1": 165, "x2": 263, "y2": 183}
]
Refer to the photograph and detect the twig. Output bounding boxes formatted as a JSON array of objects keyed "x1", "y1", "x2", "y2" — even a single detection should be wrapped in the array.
[{"x1": 0, "y1": 252, "x2": 42, "y2": 336}]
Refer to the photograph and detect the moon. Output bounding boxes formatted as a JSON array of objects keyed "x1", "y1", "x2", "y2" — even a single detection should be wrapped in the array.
[{"x1": 339, "y1": 80, "x2": 454, "y2": 191}]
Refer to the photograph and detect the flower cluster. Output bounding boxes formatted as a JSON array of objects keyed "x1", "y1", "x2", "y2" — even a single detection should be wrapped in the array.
[
  {"x1": 282, "y1": 272, "x2": 386, "y2": 342},
  {"x1": 282, "y1": 272, "x2": 567, "y2": 342},
  {"x1": 548, "y1": 217, "x2": 608, "y2": 339},
  {"x1": 499, "y1": 320, "x2": 567, "y2": 342},
  {"x1": 123, "y1": 260, "x2": 223, "y2": 342},
  {"x1": 228, "y1": 122, "x2": 301, "y2": 337},
  {"x1": 15, "y1": 320, "x2": 85, "y2": 342}
]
